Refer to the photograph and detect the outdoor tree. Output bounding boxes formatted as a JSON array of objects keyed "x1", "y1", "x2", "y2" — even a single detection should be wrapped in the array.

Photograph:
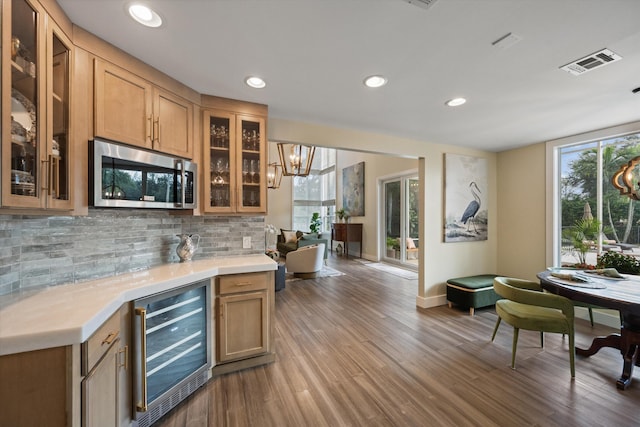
[{"x1": 564, "y1": 138, "x2": 640, "y2": 243}]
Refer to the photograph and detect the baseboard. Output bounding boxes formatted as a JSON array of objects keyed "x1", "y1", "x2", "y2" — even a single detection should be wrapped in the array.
[{"x1": 416, "y1": 294, "x2": 447, "y2": 309}]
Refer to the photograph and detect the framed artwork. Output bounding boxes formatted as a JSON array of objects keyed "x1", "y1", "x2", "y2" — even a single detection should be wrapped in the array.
[
  {"x1": 444, "y1": 153, "x2": 488, "y2": 242},
  {"x1": 342, "y1": 162, "x2": 365, "y2": 216}
]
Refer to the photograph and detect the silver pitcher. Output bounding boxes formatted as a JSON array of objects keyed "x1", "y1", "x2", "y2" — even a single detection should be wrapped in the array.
[{"x1": 176, "y1": 234, "x2": 200, "y2": 262}]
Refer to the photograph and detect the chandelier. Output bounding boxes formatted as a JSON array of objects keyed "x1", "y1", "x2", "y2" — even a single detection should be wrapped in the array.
[
  {"x1": 612, "y1": 155, "x2": 640, "y2": 201},
  {"x1": 276, "y1": 142, "x2": 316, "y2": 177}
]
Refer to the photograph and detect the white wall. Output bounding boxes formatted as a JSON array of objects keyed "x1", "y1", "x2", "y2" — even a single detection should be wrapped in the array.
[{"x1": 267, "y1": 118, "x2": 498, "y2": 308}]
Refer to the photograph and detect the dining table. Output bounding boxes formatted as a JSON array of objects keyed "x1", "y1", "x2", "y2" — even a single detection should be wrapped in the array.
[{"x1": 538, "y1": 270, "x2": 640, "y2": 390}]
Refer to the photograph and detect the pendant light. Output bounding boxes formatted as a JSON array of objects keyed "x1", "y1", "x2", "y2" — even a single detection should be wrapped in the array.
[
  {"x1": 276, "y1": 142, "x2": 316, "y2": 177},
  {"x1": 266, "y1": 162, "x2": 283, "y2": 189}
]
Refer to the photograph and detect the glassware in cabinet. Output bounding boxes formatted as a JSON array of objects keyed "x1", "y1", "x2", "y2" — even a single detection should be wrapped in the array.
[
  {"x1": 204, "y1": 111, "x2": 236, "y2": 212},
  {"x1": 3, "y1": 0, "x2": 73, "y2": 209},
  {"x1": 46, "y1": 26, "x2": 72, "y2": 207},
  {"x1": 7, "y1": 0, "x2": 41, "y2": 204},
  {"x1": 237, "y1": 115, "x2": 266, "y2": 212}
]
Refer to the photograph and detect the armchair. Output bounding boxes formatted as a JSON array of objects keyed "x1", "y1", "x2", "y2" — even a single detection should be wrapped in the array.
[
  {"x1": 286, "y1": 244, "x2": 325, "y2": 278},
  {"x1": 491, "y1": 277, "x2": 576, "y2": 377}
]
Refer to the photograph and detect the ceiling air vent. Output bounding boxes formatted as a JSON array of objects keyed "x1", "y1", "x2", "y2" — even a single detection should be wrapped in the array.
[
  {"x1": 401, "y1": 0, "x2": 439, "y2": 10},
  {"x1": 560, "y1": 48, "x2": 622, "y2": 76}
]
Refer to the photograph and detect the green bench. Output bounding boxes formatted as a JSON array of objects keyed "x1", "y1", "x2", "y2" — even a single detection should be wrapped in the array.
[{"x1": 446, "y1": 274, "x2": 501, "y2": 316}]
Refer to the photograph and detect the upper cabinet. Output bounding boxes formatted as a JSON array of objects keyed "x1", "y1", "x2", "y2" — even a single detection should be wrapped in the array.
[
  {"x1": 203, "y1": 102, "x2": 267, "y2": 214},
  {"x1": 2, "y1": 0, "x2": 74, "y2": 210},
  {"x1": 94, "y1": 59, "x2": 193, "y2": 159}
]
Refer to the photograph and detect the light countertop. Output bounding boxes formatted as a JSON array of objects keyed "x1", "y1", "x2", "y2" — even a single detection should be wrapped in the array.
[{"x1": 0, "y1": 255, "x2": 277, "y2": 356}]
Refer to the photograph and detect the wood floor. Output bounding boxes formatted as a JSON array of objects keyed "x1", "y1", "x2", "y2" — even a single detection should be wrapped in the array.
[{"x1": 155, "y1": 256, "x2": 640, "y2": 427}]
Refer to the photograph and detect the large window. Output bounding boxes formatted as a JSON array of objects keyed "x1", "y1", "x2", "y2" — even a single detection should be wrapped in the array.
[
  {"x1": 555, "y1": 131, "x2": 640, "y2": 266},
  {"x1": 292, "y1": 148, "x2": 336, "y2": 233}
]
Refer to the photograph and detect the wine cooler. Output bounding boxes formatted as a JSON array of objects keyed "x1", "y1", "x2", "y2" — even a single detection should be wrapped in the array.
[{"x1": 133, "y1": 280, "x2": 211, "y2": 427}]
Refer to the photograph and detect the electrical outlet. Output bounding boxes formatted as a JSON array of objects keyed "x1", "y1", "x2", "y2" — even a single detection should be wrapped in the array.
[{"x1": 242, "y1": 236, "x2": 252, "y2": 249}]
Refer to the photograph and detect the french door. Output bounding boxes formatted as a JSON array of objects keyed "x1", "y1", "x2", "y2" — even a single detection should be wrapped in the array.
[{"x1": 381, "y1": 175, "x2": 419, "y2": 267}]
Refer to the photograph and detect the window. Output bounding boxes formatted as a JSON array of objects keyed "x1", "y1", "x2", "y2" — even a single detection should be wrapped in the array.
[
  {"x1": 292, "y1": 148, "x2": 336, "y2": 233},
  {"x1": 554, "y1": 131, "x2": 640, "y2": 267}
]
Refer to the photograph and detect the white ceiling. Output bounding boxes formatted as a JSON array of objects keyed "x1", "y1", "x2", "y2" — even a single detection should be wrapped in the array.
[{"x1": 57, "y1": 0, "x2": 640, "y2": 152}]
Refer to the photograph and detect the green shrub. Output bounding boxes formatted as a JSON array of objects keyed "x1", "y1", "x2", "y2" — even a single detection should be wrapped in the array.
[{"x1": 597, "y1": 252, "x2": 640, "y2": 275}]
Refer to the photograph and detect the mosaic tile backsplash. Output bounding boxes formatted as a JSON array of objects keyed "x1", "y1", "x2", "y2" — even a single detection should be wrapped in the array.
[{"x1": 0, "y1": 209, "x2": 266, "y2": 296}]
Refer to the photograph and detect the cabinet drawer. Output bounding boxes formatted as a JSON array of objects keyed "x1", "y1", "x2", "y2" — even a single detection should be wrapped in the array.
[
  {"x1": 217, "y1": 272, "x2": 269, "y2": 295},
  {"x1": 82, "y1": 311, "x2": 120, "y2": 375}
]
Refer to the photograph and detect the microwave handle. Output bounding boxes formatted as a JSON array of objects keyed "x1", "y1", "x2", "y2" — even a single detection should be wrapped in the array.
[{"x1": 177, "y1": 160, "x2": 185, "y2": 207}]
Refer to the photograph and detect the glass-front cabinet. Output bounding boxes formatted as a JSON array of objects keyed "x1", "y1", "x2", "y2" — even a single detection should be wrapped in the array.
[
  {"x1": 203, "y1": 109, "x2": 266, "y2": 214},
  {"x1": 2, "y1": 0, "x2": 73, "y2": 209}
]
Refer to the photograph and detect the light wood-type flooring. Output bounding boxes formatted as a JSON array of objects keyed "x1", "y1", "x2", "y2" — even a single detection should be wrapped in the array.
[{"x1": 155, "y1": 255, "x2": 640, "y2": 427}]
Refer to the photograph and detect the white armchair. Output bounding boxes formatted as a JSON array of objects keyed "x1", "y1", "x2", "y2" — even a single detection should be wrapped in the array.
[{"x1": 285, "y1": 244, "x2": 325, "y2": 278}]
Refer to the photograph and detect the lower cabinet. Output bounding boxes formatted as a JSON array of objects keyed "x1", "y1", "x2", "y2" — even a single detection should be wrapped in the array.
[
  {"x1": 82, "y1": 338, "x2": 121, "y2": 426},
  {"x1": 0, "y1": 346, "x2": 70, "y2": 426},
  {"x1": 81, "y1": 305, "x2": 130, "y2": 427},
  {"x1": 214, "y1": 271, "x2": 275, "y2": 374},
  {"x1": 0, "y1": 304, "x2": 131, "y2": 427}
]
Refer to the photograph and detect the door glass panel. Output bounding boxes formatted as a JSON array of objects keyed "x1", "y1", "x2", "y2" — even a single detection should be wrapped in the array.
[
  {"x1": 10, "y1": 0, "x2": 39, "y2": 198},
  {"x1": 406, "y1": 178, "x2": 420, "y2": 261},
  {"x1": 51, "y1": 33, "x2": 70, "y2": 200},
  {"x1": 383, "y1": 176, "x2": 419, "y2": 265},
  {"x1": 240, "y1": 119, "x2": 261, "y2": 207},
  {"x1": 209, "y1": 116, "x2": 231, "y2": 208},
  {"x1": 384, "y1": 181, "x2": 401, "y2": 260}
]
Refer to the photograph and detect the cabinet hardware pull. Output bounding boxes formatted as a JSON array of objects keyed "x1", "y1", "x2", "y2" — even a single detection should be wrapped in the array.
[
  {"x1": 147, "y1": 116, "x2": 152, "y2": 142},
  {"x1": 49, "y1": 155, "x2": 59, "y2": 198},
  {"x1": 119, "y1": 345, "x2": 128, "y2": 370},
  {"x1": 41, "y1": 159, "x2": 50, "y2": 193},
  {"x1": 153, "y1": 118, "x2": 160, "y2": 144},
  {"x1": 102, "y1": 331, "x2": 117, "y2": 345},
  {"x1": 234, "y1": 282, "x2": 253, "y2": 287},
  {"x1": 135, "y1": 307, "x2": 148, "y2": 412}
]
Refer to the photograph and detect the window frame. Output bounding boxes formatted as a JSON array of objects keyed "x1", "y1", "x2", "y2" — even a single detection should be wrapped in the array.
[
  {"x1": 291, "y1": 147, "x2": 336, "y2": 233},
  {"x1": 546, "y1": 121, "x2": 640, "y2": 267}
]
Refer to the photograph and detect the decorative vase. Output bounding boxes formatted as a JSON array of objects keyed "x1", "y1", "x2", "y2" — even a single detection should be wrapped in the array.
[{"x1": 176, "y1": 234, "x2": 200, "y2": 262}]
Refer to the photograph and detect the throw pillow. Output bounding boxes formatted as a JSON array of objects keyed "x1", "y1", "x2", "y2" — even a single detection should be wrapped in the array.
[
  {"x1": 283, "y1": 230, "x2": 298, "y2": 244},
  {"x1": 406, "y1": 237, "x2": 416, "y2": 249}
]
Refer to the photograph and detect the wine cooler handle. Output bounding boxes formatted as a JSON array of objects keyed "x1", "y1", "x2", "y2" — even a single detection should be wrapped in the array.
[{"x1": 135, "y1": 307, "x2": 148, "y2": 412}]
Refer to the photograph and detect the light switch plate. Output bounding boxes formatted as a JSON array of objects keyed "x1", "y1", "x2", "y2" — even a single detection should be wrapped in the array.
[{"x1": 242, "y1": 236, "x2": 251, "y2": 249}]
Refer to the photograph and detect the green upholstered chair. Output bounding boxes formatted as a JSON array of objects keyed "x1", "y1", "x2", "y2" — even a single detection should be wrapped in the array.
[{"x1": 491, "y1": 277, "x2": 576, "y2": 378}]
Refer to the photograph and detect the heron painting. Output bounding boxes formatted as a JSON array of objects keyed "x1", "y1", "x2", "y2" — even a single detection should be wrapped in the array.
[{"x1": 444, "y1": 154, "x2": 488, "y2": 242}]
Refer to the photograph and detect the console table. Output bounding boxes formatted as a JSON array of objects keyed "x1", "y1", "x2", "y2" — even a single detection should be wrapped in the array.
[{"x1": 331, "y1": 223, "x2": 363, "y2": 258}]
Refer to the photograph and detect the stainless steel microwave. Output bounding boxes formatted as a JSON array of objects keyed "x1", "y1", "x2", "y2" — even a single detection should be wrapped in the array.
[{"x1": 90, "y1": 139, "x2": 197, "y2": 209}]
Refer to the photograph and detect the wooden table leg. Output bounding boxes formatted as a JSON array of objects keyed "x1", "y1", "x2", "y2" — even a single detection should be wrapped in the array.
[
  {"x1": 576, "y1": 314, "x2": 640, "y2": 390},
  {"x1": 576, "y1": 334, "x2": 621, "y2": 357},
  {"x1": 616, "y1": 327, "x2": 640, "y2": 390}
]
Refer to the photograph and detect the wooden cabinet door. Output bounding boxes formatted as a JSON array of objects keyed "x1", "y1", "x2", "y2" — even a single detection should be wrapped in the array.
[
  {"x1": 218, "y1": 291, "x2": 268, "y2": 362},
  {"x1": 94, "y1": 59, "x2": 153, "y2": 150},
  {"x1": 82, "y1": 338, "x2": 119, "y2": 427},
  {"x1": 203, "y1": 109, "x2": 237, "y2": 213},
  {"x1": 235, "y1": 114, "x2": 267, "y2": 213},
  {"x1": 154, "y1": 88, "x2": 193, "y2": 158}
]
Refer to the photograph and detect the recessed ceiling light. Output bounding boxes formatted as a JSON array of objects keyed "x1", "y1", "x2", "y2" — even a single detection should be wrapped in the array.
[
  {"x1": 364, "y1": 75, "x2": 388, "y2": 88},
  {"x1": 245, "y1": 76, "x2": 266, "y2": 89},
  {"x1": 446, "y1": 97, "x2": 467, "y2": 107},
  {"x1": 128, "y1": 3, "x2": 162, "y2": 28}
]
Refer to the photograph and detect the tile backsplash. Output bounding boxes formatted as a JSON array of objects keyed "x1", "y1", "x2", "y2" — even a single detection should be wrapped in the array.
[{"x1": 0, "y1": 209, "x2": 266, "y2": 295}]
